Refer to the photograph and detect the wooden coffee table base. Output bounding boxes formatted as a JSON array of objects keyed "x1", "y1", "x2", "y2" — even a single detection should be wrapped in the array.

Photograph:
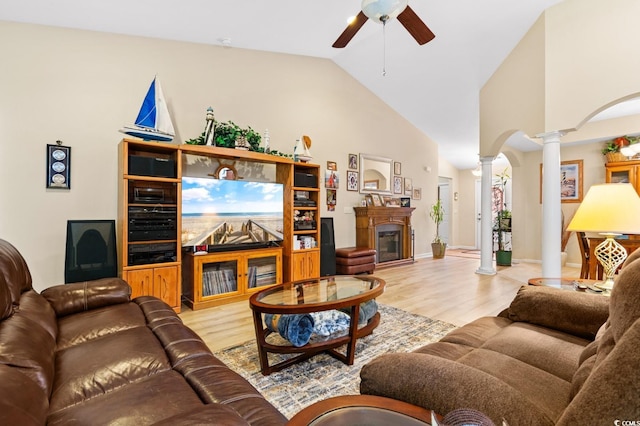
[{"x1": 287, "y1": 395, "x2": 437, "y2": 425}]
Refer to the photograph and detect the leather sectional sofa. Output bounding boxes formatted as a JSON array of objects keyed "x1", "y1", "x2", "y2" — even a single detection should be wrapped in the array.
[
  {"x1": 361, "y1": 253, "x2": 640, "y2": 425},
  {"x1": 0, "y1": 239, "x2": 287, "y2": 425}
]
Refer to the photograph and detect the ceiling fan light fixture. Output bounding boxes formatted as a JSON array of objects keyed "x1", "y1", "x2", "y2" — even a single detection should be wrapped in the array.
[{"x1": 361, "y1": 0, "x2": 408, "y2": 23}]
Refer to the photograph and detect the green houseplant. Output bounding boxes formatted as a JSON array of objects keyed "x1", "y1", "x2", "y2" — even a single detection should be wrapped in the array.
[
  {"x1": 429, "y1": 198, "x2": 447, "y2": 259},
  {"x1": 493, "y1": 169, "x2": 512, "y2": 266}
]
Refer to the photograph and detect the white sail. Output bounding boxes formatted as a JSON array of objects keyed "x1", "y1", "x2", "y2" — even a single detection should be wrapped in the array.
[{"x1": 153, "y1": 78, "x2": 175, "y2": 136}]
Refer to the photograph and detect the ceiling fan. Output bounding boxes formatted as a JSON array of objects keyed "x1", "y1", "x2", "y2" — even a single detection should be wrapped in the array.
[{"x1": 333, "y1": 0, "x2": 435, "y2": 48}]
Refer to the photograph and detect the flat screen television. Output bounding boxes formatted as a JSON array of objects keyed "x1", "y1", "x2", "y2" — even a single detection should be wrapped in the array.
[{"x1": 181, "y1": 176, "x2": 284, "y2": 251}]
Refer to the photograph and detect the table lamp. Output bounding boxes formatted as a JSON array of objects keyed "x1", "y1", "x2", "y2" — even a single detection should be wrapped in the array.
[{"x1": 567, "y1": 183, "x2": 640, "y2": 291}]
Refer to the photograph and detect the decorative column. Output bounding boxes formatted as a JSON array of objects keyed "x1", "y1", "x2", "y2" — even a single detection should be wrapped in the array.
[
  {"x1": 538, "y1": 131, "x2": 564, "y2": 278},
  {"x1": 476, "y1": 156, "x2": 496, "y2": 275}
]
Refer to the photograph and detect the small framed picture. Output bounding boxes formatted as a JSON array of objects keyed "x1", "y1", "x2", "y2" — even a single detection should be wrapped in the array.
[
  {"x1": 387, "y1": 198, "x2": 401, "y2": 207},
  {"x1": 371, "y1": 193, "x2": 383, "y2": 207},
  {"x1": 394, "y1": 161, "x2": 401, "y2": 175},
  {"x1": 404, "y1": 177, "x2": 413, "y2": 195},
  {"x1": 412, "y1": 188, "x2": 422, "y2": 200},
  {"x1": 365, "y1": 194, "x2": 374, "y2": 206},
  {"x1": 347, "y1": 170, "x2": 359, "y2": 191},
  {"x1": 348, "y1": 154, "x2": 358, "y2": 170},
  {"x1": 326, "y1": 189, "x2": 336, "y2": 206},
  {"x1": 393, "y1": 176, "x2": 403, "y2": 194},
  {"x1": 327, "y1": 161, "x2": 337, "y2": 171},
  {"x1": 325, "y1": 170, "x2": 339, "y2": 189},
  {"x1": 46, "y1": 143, "x2": 71, "y2": 189},
  {"x1": 400, "y1": 197, "x2": 411, "y2": 207}
]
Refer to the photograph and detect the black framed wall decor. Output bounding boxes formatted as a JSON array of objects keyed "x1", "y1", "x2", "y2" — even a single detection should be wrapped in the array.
[{"x1": 46, "y1": 143, "x2": 71, "y2": 189}]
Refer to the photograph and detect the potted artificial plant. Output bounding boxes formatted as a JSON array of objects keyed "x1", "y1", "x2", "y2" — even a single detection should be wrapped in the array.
[
  {"x1": 493, "y1": 169, "x2": 512, "y2": 266},
  {"x1": 430, "y1": 198, "x2": 447, "y2": 259}
]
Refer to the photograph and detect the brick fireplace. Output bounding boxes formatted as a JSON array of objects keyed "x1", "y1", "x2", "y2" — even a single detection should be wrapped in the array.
[{"x1": 353, "y1": 206, "x2": 415, "y2": 267}]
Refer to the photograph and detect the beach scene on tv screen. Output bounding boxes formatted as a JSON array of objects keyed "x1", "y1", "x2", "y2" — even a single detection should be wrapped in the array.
[{"x1": 182, "y1": 177, "x2": 283, "y2": 247}]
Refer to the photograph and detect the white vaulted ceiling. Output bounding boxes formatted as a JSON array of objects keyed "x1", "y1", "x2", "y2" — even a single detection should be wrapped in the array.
[{"x1": 0, "y1": 0, "x2": 565, "y2": 169}]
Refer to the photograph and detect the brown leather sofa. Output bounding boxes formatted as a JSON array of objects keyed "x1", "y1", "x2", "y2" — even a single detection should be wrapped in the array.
[
  {"x1": 0, "y1": 239, "x2": 286, "y2": 425},
  {"x1": 361, "y1": 253, "x2": 640, "y2": 425}
]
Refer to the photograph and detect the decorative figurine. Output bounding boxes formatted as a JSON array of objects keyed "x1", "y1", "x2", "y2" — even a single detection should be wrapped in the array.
[
  {"x1": 294, "y1": 135, "x2": 312, "y2": 162},
  {"x1": 204, "y1": 107, "x2": 215, "y2": 146},
  {"x1": 264, "y1": 129, "x2": 271, "y2": 153}
]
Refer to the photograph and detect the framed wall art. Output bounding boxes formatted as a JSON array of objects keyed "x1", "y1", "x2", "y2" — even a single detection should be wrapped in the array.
[
  {"x1": 394, "y1": 161, "x2": 402, "y2": 175},
  {"x1": 539, "y1": 159, "x2": 583, "y2": 203},
  {"x1": 404, "y1": 177, "x2": 413, "y2": 196},
  {"x1": 347, "y1": 170, "x2": 359, "y2": 191},
  {"x1": 46, "y1": 142, "x2": 71, "y2": 189},
  {"x1": 325, "y1": 170, "x2": 339, "y2": 189},
  {"x1": 393, "y1": 176, "x2": 403, "y2": 194},
  {"x1": 412, "y1": 188, "x2": 422, "y2": 200},
  {"x1": 348, "y1": 154, "x2": 358, "y2": 170}
]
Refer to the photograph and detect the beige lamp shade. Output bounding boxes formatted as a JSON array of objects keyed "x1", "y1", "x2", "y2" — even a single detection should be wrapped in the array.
[{"x1": 567, "y1": 183, "x2": 640, "y2": 234}]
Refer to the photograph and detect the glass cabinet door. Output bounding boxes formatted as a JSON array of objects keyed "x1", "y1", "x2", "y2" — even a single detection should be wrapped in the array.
[
  {"x1": 247, "y1": 255, "x2": 279, "y2": 289},
  {"x1": 606, "y1": 165, "x2": 635, "y2": 185},
  {"x1": 202, "y1": 260, "x2": 238, "y2": 297}
]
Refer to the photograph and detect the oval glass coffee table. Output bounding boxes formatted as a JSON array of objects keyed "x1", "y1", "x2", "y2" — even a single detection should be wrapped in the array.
[
  {"x1": 287, "y1": 395, "x2": 435, "y2": 425},
  {"x1": 249, "y1": 275, "x2": 385, "y2": 375}
]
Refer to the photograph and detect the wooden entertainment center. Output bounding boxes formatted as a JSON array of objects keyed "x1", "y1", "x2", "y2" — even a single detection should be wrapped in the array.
[{"x1": 117, "y1": 138, "x2": 320, "y2": 311}]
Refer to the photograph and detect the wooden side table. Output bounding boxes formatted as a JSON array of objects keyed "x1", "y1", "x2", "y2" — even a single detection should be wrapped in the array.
[{"x1": 287, "y1": 395, "x2": 437, "y2": 425}]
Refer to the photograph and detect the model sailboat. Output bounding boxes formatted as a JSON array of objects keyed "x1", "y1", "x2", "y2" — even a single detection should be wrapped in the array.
[{"x1": 120, "y1": 77, "x2": 175, "y2": 142}]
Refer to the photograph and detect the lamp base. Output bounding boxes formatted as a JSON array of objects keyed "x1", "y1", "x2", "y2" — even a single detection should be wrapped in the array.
[{"x1": 594, "y1": 233, "x2": 627, "y2": 293}]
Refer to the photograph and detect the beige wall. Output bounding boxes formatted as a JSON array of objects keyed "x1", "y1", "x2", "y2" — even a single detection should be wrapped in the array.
[
  {"x1": 479, "y1": 0, "x2": 640, "y2": 268},
  {"x1": 479, "y1": 14, "x2": 546, "y2": 156},
  {"x1": 0, "y1": 21, "x2": 440, "y2": 291},
  {"x1": 545, "y1": 0, "x2": 640, "y2": 131},
  {"x1": 482, "y1": 0, "x2": 640, "y2": 148},
  {"x1": 518, "y1": 142, "x2": 606, "y2": 265}
]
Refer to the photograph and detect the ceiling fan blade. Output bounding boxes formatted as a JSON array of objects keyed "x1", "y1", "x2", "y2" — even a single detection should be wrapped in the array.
[
  {"x1": 397, "y1": 5, "x2": 435, "y2": 45},
  {"x1": 332, "y1": 11, "x2": 368, "y2": 48}
]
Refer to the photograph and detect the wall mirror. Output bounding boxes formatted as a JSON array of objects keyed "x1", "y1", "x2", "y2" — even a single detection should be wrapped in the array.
[{"x1": 360, "y1": 154, "x2": 393, "y2": 194}]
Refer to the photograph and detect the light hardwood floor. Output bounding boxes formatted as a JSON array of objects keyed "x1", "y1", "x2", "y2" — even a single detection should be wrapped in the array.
[{"x1": 179, "y1": 253, "x2": 580, "y2": 352}]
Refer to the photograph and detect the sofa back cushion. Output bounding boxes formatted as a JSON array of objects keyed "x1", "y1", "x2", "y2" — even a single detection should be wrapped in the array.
[
  {"x1": 0, "y1": 239, "x2": 32, "y2": 305},
  {"x1": 0, "y1": 290, "x2": 57, "y2": 397},
  {"x1": 609, "y1": 256, "x2": 640, "y2": 342},
  {"x1": 0, "y1": 272, "x2": 12, "y2": 320},
  {"x1": 503, "y1": 285, "x2": 609, "y2": 339}
]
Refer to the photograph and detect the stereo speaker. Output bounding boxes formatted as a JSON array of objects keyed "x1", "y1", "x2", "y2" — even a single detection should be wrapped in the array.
[
  {"x1": 129, "y1": 155, "x2": 176, "y2": 178},
  {"x1": 320, "y1": 217, "x2": 336, "y2": 276},
  {"x1": 65, "y1": 220, "x2": 117, "y2": 284},
  {"x1": 294, "y1": 172, "x2": 316, "y2": 188}
]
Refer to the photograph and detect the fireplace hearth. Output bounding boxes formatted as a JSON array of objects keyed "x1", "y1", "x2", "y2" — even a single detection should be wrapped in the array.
[
  {"x1": 353, "y1": 206, "x2": 415, "y2": 267},
  {"x1": 377, "y1": 225, "x2": 402, "y2": 263}
]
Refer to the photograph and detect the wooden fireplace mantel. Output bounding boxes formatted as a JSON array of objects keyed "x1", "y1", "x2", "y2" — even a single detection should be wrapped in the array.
[{"x1": 353, "y1": 207, "x2": 415, "y2": 268}]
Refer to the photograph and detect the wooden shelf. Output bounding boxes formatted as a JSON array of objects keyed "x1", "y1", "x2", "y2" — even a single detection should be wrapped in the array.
[{"x1": 119, "y1": 139, "x2": 322, "y2": 311}]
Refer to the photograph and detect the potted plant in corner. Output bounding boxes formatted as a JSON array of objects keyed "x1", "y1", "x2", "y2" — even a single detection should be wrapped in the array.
[
  {"x1": 430, "y1": 198, "x2": 447, "y2": 259},
  {"x1": 493, "y1": 169, "x2": 512, "y2": 266}
]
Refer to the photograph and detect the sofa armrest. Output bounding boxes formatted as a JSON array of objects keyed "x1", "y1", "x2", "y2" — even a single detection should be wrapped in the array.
[
  {"x1": 360, "y1": 352, "x2": 554, "y2": 426},
  {"x1": 41, "y1": 277, "x2": 131, "y2": 317},
  {"x1": 499, "y1": 285, "x2": 609, "y2": 339}
]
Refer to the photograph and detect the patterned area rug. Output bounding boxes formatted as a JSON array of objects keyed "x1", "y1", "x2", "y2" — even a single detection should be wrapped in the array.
[{"x1": 213, "y1": 304, "x2": 456, "y2": 418}]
